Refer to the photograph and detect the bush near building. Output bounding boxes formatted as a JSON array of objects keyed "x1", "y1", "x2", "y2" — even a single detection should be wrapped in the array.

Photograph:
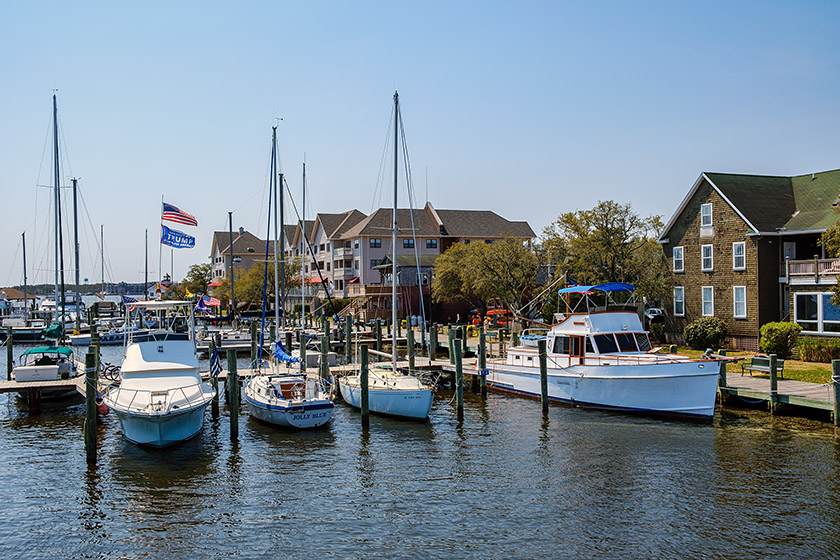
[
  {"x1": 684, "y1": 317, "x2": 727, "y2": 350},
  {"x1": 758, "y1": 322, "x2": 802, "y2": 359}
]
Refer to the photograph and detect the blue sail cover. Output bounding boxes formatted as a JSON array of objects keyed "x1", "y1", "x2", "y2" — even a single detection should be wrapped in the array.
[
  {"x1": 274, "y1": 340, "x2": 300, "y2": 364},
  {"x1": 558, "y1": 282, "x2": 635, "y2": 294}
]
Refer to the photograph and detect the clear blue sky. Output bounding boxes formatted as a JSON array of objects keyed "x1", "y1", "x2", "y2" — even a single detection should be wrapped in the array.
[{"x1": 3, "y1": 1, "x2": 839, "y2": 286}]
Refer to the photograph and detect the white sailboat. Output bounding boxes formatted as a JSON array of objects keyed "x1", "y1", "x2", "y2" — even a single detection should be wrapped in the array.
[
  {"x1": 338, "y1": 91, "x2": 434, "y2": 420},
  {"x1": 242, "y1": 126, "x2": 334, "y2": 429},
  {"x1": 103, "y1": 300, "x2": 215, "y2": 446}
]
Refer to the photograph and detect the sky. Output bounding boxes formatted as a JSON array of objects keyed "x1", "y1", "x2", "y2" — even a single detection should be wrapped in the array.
[{"x1": 2, "y1": 1, "x2": 840, "y2": 286}]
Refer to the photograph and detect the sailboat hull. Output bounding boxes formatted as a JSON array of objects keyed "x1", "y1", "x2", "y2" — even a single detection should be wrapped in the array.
[{"x1": 339, "y1": 376, "x2": 433, "y2": 420}]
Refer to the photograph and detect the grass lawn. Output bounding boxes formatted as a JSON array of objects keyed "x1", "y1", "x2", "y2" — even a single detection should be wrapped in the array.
[{"x1": 671, "y1": 347, "x2": 833, "y2": 384}]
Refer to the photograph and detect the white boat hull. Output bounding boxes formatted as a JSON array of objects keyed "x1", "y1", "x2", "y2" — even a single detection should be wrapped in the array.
[
  {"x1": 243, "y1": 374, "x2": 333, "y2": 429},
  {"x1": 487, "y1": 360, "x2": 720, "y2": 418},
  {"x1": 339, "y1": 375, "x2": 433, "y2": 420},
  {"x1": 110, "y1": 401, "x2": 211, "y2": 447}
]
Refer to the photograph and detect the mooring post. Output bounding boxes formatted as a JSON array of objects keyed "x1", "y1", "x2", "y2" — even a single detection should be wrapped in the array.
[
  {"x1": 227, "y1": 348, "x2": 239, "y2": 440},
  {"x1": 832, "y1": 360, "x2": 840, "y2": 427},
  {"x1": 717, "y1": 348, "x2": 727, "y2": 387},
  {"x1": 375, "y1": 318, "x2": 382, "y2": 360},
  {"x1": 430, "y1": 324, "x2": 439, "y2": 361},
  {"x1": 769, "y1": 353, "x2": 779, "y2": 415},
  {"x1": 6, "y1": 327, "x2": 13, "y2": 380},
  {"x1": 455, "y1": 338, "x2": 464, "y2": 421},
  {"x1": 270, "y1": 322, "x2": 276, "y2": 344},
  {"x1": 90, "y1": 325, "x2": 100, "y2": 376},
  {"x1": 344, "y1": 317, "x2": 352, "y2": 363},
  {"x1": 285, "y1": 331, "x2": 293, "y2": 356},
  {"x1": 538, "y1": 338, "x2": 549, "y2": 414},
  {"x1": 250, "y1": 321, "x2": 258, "y2": 367},
  {"x1": 448, "y1": 326, "x2": 455, "y2": 365},
  {"x1": 209, "y1": 339, "x2": 219, "y2": 418},
  {"x1": 479, "y1": 325, "x2": 487, "y2": 397},
  {"x1": 408, "y1": 326, "x2": 415, "y2": 373},
  {"x1": 320, "y1": 335, "x2": 329, "y2": 380},
  {"x1": 84, "y1": 350, "x2": 97, "y2": 463},
  {"x1": 360, "y1": 344, "x2": 369, "y2": 428}
]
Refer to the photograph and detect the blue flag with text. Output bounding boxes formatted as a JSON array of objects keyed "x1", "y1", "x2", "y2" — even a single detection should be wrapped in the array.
[{"x1": 161, "y1": 225, "x2": 195, "y2": 249}]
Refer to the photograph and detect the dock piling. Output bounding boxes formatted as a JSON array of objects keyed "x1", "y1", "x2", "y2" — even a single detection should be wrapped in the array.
[
  {"x1": 832, "y1": 360, "x2": 840, "y2": 427},
  {"x1": 209, "y1": 339, "x2": 219, "y2": 418},
  {"x1": 320, "y1": 335, "x2": 329, "y2": 379},
  {"x1": 227, "y1": 349, "x2": 239, "y2": 440},
  {"x1": 83, "y1": 350, "x2": 97, "y2": 463},
  {"x1": 360, "y1": 344, "x2": 369, "y2": 428},
  {"x1": 408, "y1": 326, "x2": 415, "y2": 373},
  {"x1": 769, "y1": 354, "x2": 779, "y2": 414},
  {"x1": 455, "y1": 339, "x2": 464, "y2": 421},
  {"x1": 430, "y1": 325, "x2": 439, "y2": 361},
  {"x1": 344, "y1": 317, "x2": 352, "y2": 363},
  {"x1": 6, "y1": 328, "x2": 12, "y2": 380},
  {"x1": 538, "y1": 338, "x2": 548, "y2": 414},
  {"x1": 479, "y1": 326, "x2": 487, "y2": 397}
]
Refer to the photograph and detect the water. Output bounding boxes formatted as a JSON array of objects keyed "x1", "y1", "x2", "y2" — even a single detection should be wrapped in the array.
[{"x1": 2, "y1": 344, "x2": 840, "y2": 559}]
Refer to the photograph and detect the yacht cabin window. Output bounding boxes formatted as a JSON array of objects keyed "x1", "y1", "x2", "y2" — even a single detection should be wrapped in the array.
[{"x1": 593, "y1": 334, "x2": 619, "y2": 354}]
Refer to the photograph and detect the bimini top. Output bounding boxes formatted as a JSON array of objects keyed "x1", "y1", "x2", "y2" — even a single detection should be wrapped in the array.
[
  {"x1": 21, "y1": 346, "x2": 73, "y2": 356},
  {"x1": 558, "y1": 282, "x2": 635, "y2": 295}
]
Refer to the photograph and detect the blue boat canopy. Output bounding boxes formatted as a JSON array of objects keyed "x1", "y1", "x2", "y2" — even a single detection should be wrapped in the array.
[
  {"x1": 558, "y1": 282, "x2": 635, "y2": 295},
  {"x1": 21, "y1": 346, "x2": 73, "y2": 356}
]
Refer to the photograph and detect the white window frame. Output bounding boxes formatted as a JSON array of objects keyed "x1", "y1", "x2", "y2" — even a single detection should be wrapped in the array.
[
  {"x1": 702, "y1": 286, "x2": 714, "y2": 316},
  {"x1": 701, "y1": 244, "x2": 714, "y2": 271},
  {"x1": 733, "y1": 286, "x2": 746, "y2": 318},
  {"x1": 673, "y1": 246, "x2": 684, "y2": 273},
  {"x1": 733, "y1": 242, "x2": 746, "y2": 271},
  {"x1": 701, "y1": 203, "x2": 712, "y2": 227},
  {"x1": 673, "y1": 286, "x2": 685, "y2": 317}
]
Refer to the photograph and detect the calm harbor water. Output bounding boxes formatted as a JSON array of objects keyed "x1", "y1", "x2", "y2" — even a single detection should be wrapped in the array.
[{"x1": 2, "y1": 344, "x2": 840, "y2": 559}]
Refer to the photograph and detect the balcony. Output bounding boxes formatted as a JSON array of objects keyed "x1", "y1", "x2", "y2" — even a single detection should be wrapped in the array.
[
  {"x1": 347, "y1": 284, "x2": 391, "y2": 297},
  {"x1": 787, "y1": 258, "x2": 840, "y2": 286},
  {"x1": 333, "y1": 246, "x2": 354, "y2": 259}
]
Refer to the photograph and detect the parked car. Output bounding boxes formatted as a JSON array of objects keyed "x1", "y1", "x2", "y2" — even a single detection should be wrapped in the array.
[{"x1": 643, "y1": 307, "x2": 665, "y2": 327}]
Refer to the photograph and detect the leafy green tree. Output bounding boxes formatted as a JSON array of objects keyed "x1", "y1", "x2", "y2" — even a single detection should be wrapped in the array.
[
  {"x1": 821, "y1": 221, "x2": 840, "y2": 306},
  {"x1": 182, "y1": 263, "x2": 212, "y2": 296},
  {"x1": 212, "y1": 256, "x2": 302, "y2": 311},
  {"x1": 541, "y1": 200, "x2": 668, "y2": 303},
  {"x1": 432, "y1": 239, "x2": 539, "y2": 322}
]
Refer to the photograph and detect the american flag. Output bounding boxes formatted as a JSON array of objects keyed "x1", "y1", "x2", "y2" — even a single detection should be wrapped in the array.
[
  {"x1": 211, "y1": 347, "x2": 222, "y2": 378},
  {"x1": 162, "y1": 202, "x2": 198, "y2": 227},
  {"x1": 202, "y1": 294, "x2": 221, "y2": 307}
]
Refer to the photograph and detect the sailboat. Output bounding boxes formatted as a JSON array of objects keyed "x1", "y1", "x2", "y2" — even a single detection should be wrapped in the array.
[
  {"x1": 242, "y1": 126, "x2": 334, "y2": 429},
  {"x1": 338, "y1": 92, "x2": 434, "y2": 420},
  {"x1": 10, "y1": 94, "x2": 83, "y2": 400}
]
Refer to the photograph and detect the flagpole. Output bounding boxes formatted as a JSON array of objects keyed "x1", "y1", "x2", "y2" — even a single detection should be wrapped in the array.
[{"x1": 159, "y1": 196, "x2": 164, "y2": 288}]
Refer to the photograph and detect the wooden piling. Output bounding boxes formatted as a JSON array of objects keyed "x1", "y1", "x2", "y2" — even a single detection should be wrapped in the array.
[
  {"x1": 538, "y1": 338, "x2": 548, "y2": 414},
  {"x1": 345, "y1": 317, "x2": 352, "y2": 363},
  {"x1": 227, "y1": 349, "x2": 239, "y2": 440},
  {"x1": 455, "y1": 339, "x2": 464, "y2": 421},
  {"x1": 209, "y1": 339, "x2": 219, "y2": 418},
  {"x1": 90, "y1": 325, "x2": 100, "y2": 375},
  {"x1": 83, "y1": 350, "x2": 97, "y2": 463},
  {"x1": 832, "y1": 360, "x2": 840, "y2": 427},
  {"x1": 769, "y1": 354, "x2": 779, "y2": 415},
  {"x1": 320, "y1": 335, "x2": 329, "y2": 379},
  {"x1": 6, "y1": 327, "x2": 13, "y2": 380},
  {"x1": 479, "y1": 325, "x2": 487, "y2": 397},
  {"x1": 249, "y1": 321, "x2": 258, "y2": 366},
  {"x1": 375, "y1": 318, "x2": 382, "y2": 359},
  {"x1": 430, "y1": 324, "x2": 439, "y2": 360},
  {"x1": 360, "y1": 344, "x2": 369, "y2": 428},
  {"x1": 300, "y1": 332, "x2": 307, "y2": 372},
  {"x1": 285, "y1": 331, "x2": 292, "y2": 356},
  {"x1": 448, "y1": 326, "x2": 455, "y2": 365},
  {"x1": 407, "y1": 327, "x2": 415, "y2": 373}
]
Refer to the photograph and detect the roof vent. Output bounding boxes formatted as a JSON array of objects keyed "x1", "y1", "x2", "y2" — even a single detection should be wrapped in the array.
[
  {"x1": 812, "y1": 173, "x2": 816, "y2": 180},
  {"x1": 239, "y1": 226, "x2": 245, "y2": 235}
]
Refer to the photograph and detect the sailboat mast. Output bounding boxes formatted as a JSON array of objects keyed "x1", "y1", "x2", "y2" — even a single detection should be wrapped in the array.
[
  {"x1": 22, "y1": 232, "x2": 28, "y2": 322},
  {"x1": 301, "y1": 162, "x2": 306, "y2": 363},
  {"x1": 279, "y1": 171, "x2": 286, "y2": 330},
  {"x1": 144, "y1": 229, "x2": 148, "y2": 300},
  {"x1": 101, "y1": 225, "x2": 105, "y2": 296},
  {"x1": 52, "y1": 94, "x2": 60, "y2": 323},
  {"x1": 73, "y1": 178, "x2": 81, "y2": 330},
  {"x1": 272, "y1": 127, "x2": 280, "y2": 335},
  {"x1": 392, "y1": 91, "x2": 399, "y2": 373}
]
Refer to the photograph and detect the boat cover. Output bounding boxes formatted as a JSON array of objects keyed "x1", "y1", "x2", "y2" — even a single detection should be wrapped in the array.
[
  {"x1": 274, "y1": 341, "x2": 300, "y2": 364},
  {"x1": 21, "y1": 346, "x2": 73, "y2": 356},
  {"x1": 558, "y1": 282, "x2": 635, "y2": 294}
]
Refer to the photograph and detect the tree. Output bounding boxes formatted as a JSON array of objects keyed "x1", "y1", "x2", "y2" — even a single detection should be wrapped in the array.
[
  {"x1": 432, "y1": 239, "x2": 539, "y2": 320},
  {"x1": 541, "y1": 200, "x2": 668, "y2": 303},
  {"x1": 211, "y1": 256, "x2": 302, "y2": 311},
  {"x1": 182, "y1": 263, "x2": 212, "y2": 295},
  {"x1": 820, "y1": 221, "x2": 840, "y2": 306}
]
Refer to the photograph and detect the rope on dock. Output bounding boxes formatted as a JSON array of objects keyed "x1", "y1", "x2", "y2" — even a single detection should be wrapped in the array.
[{"x1": 735, "y1": 394, "x2": 771, "y2": 405}]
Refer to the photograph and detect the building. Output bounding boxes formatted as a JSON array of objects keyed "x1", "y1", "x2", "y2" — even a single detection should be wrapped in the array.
[
  {"x1": 658, "y1": 169, "x2": 840, "y2": 349},
  {"x1": 208, "y1": 227, "x2": 266, "y2": 281}
]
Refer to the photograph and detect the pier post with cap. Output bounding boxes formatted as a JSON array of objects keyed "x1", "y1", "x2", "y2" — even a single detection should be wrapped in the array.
[
  {"x1": 539, "y1": 338, "x2": 549, "y2": 414},
  {"x1": 455, "y1": 339, "x2": 464, "y2": 421},
  {"x1": 360, "y1": 344, "x2": 369, "y2": 428},
  {"x1": 479, "y1": 326, "x2": 487, "y2": 397},
  {"x1": 227, "y1": 349, "x2": 239, "y2": 440},
  {"x1": 84, "y1": 350, "x2": 97, "y2": 463}
]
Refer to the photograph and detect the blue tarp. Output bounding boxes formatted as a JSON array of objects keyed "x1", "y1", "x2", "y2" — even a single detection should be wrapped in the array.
[
  {"x1": 273, "y1": 340, "x2": 300, "y2": 364},
  {"x1": 558, "y1": 282, "x2": 635, "y2": 295}
]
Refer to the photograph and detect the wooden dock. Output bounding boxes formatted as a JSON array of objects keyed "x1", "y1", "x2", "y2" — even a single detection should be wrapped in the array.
[{"x1": 719, "y1": 371, "x2": 835, "y2": 412}]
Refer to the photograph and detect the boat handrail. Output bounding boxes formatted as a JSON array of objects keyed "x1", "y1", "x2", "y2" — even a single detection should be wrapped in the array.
[
  {"x1": 533, "y1": 352, "x2": 736, "y2": 369},
  {"x1": 108, "y1": 381, "x2": 210, "y2": 414}
]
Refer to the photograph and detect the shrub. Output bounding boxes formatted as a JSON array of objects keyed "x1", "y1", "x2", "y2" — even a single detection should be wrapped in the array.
[
  {"x1": 649, "y1": 323, "x2": 665, "y2": 343},
  {"x1": 798, "y1": 337, "x2": 840, "y2": 363},
  {"x1": 684, "y1": 317, "x2": 727, "y2": 350},
  {"x1": 758, "y1": 322, "x2": 802, "y2": 359}
]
